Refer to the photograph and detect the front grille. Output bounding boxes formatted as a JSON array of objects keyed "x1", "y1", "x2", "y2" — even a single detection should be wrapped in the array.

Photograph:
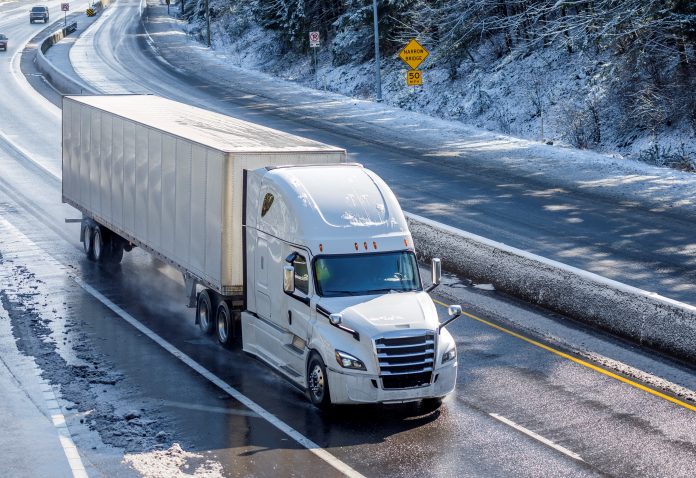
[{"x1": 375, "y1": 331, "x2": 435, "y2": 389}]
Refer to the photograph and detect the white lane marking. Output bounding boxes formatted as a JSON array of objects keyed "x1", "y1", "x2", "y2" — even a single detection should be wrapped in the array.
[
  {"x1": 489, "y1": 413, "x2": 584, "y2": 462},
  {"x1": 70, "y1": 276, "x2": 366, "y2": 478}
]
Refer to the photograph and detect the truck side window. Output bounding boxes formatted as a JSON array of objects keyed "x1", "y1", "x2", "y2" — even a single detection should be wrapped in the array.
[
  {"x1": 261, "y1": 193, "x2": 274, "y2": 217},
  {"x1": 293, "y1": 254, "x2": 309, "y2": 295}
]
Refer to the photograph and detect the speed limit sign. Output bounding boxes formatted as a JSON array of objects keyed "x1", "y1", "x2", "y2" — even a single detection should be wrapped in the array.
[{"x1": 406, "y1": 70, "x2": 422, "y2": 86}]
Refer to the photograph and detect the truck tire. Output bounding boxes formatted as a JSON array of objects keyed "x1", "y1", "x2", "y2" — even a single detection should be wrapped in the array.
[
  {"x1": 83, "y1": 224, "x2": 95, "y2": 261},
  {"x1": 93, "y1": 227, "x2": 108, "y2": 263},
  {"x1": 196, "y1": 289, "x2": 215, "y2": 335},
  {"x1": 216, "y1": 300, "x2": 234, "y2": 347},
  {"x1": 307, "y1": 352, "x2": 332, "y2": 409}
]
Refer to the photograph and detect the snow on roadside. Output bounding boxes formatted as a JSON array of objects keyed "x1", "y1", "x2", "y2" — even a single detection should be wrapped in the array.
[{"x1": 124, "y1": 444, "x2": 223, "y2": 478}]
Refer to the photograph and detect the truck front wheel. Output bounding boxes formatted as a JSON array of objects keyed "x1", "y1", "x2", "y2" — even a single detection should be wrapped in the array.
[
  {"x1": 307, "y1": 353, "x2": 331, "y2": 409},
  {"x1": 196, "y1": 290, "x2": 215, "y2": 335}
]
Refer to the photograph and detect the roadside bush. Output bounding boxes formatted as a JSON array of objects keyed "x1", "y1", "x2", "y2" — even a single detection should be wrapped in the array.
[
  {"x1": 560, "y1": 99, "x2": 601, "y2": 149},
  {"x1": 638, "y1": 143, "x2": 696, "y2": 172}
]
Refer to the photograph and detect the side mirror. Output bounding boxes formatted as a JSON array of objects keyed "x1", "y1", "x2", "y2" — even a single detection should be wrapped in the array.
[
  {"x1": 448, "y1": 305, "x2": 462, "y2": 317},
  {"x1": 425, "y1": 258, "x2": 441, "y2": 292},
  {"x1": 329, "y1": 313, "x2": 342, "y2": 325},
  {"x1": 439, "y1": 304, "x2": 463, "y2": 333},
  {"x1": 283, "y1": 265, "x2": 295, "y2": 293}
]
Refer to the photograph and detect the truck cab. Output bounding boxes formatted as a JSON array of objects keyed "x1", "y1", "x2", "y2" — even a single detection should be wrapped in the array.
[{"x1": 241, "y1": 164, "x2": 458, "y2": 407}]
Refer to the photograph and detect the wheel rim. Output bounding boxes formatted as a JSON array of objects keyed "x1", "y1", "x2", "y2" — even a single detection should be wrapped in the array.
[
  {"x1": 94, "y1": 230, "x2": 102, "y2": 259},
  {"x1": 217, "y1": 308, "x2": 229, "y2": 343},
  {"x1": 309, "y1": 363, "x2": 325, "y2": 402}
]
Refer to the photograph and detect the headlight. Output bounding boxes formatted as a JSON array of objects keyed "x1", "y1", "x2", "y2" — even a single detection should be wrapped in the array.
[
  {"x1": 335, "y1": 350, "x2": 366, "y2": 370},
  {"x1": 441, "y1": 347, "x2": 457, "y2": 364}
]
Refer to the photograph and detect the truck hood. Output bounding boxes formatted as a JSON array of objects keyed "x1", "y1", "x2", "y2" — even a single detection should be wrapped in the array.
[{"x1": 316, "y1": 291, "x2": 439, "y2": 338}]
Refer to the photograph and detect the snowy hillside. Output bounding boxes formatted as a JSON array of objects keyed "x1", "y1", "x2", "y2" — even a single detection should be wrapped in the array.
[{"x1": 180, "y1": 0, "x2": 696, "y2": 172}]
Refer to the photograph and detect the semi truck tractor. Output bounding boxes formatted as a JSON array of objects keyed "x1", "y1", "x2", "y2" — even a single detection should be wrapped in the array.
[{"x1": 62, "y1": 95, "x2": 462, "y2": 408}]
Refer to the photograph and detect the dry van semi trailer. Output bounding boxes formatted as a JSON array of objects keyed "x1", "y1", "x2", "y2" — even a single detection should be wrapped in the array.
[{"x1": 62, "y1": 95, "x2": 462, "y2": 408}]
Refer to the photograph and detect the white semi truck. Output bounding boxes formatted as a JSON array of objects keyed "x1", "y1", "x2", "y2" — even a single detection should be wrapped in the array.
[{"x1": 62, "y1": 95, "x2": 462, "y2": 408}]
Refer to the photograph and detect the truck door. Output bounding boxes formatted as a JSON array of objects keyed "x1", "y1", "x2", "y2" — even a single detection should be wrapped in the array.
[
  {"x1": 255, "y1": 235, "x2": 271, "y2": 320},
  {"x1": 285, "y1": 250, "x2": 313, "y2": 343}
]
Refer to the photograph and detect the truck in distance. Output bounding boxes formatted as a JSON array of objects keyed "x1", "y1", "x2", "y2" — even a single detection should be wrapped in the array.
[{"x1": 61, "y1": 94, "x2": 462, "y2": 408}]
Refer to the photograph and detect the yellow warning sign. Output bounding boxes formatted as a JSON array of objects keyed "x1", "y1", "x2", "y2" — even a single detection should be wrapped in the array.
[
  {"x1": 399, "y1": 39, "x2": 429, "y2": 70},
  {"x1": 406, "y1": 70, "x2": 423, "y2": 86}
]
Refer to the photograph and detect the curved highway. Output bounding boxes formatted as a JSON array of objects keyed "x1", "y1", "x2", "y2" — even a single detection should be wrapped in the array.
[{"x1": 0, "y1": 1, "x2": 694, "y2": 476}]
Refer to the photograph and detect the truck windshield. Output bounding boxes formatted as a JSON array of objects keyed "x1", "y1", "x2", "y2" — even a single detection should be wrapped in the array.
[{"x1": 314, "y1": 251, "x2": 421, "y2": 297}]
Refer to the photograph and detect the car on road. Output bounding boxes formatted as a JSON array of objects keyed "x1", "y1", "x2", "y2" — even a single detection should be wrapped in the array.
[
  {"x1": 0, "y1": 34, "x2": 7, "y2": 52},
  {"x1": 29, "y1": 6, "x2": 49, "y2": 24}
]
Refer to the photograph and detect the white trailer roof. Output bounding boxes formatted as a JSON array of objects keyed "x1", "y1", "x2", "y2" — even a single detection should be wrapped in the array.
[{"x1": 66, "y1": 95, "x2": 345, "y2": 154}]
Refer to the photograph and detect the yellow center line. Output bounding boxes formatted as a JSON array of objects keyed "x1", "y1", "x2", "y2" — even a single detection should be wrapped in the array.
[{"x1": 433, "y1": 299, "x2": 696, "y2": 413}]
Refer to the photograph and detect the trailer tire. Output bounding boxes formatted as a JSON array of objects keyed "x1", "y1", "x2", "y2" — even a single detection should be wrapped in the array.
[
  {"x1": 196, "y1": 290, "x2": 215, "y2": 335},
  {"x1": 307, "y1": 352, "x2": 332, "y2": 409},
  {"x1": 93, "y1": 227, "x2": 108, "y2": 263},
  {"x1": 83, "y1": 225, "x2": 95, "y2": 261}
]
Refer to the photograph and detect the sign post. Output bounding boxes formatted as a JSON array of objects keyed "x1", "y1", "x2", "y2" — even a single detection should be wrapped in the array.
[
  {"x1": 61, "y1": 3, "x2": 70, "y2": 26},
  {"x1": 309, "y1": 31, "x2": 320, "y2": 88},
  {"x1": 399, "y1": 38, "x2": 429, "y2": 87},
  {"x1": 372, "y1": 0, "x2": 382, "y2": 101}
]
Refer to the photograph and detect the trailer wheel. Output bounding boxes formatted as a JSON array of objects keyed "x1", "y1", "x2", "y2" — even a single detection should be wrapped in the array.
[
  {"x1": 307, "y1": 352, "x2": 332, "y2": 409},
  {"x1": 83, "y1": 225, "x2": 95, "y2": 261},
  {"x1": 216, "y1": 300, "x2": 234, "y2": 347},
  {"x1": 93, "y1": 227, "x2": 107, "y2": 262},
  {"x1": 196, "y1": 290, "x2": 215, "y2": 335}
]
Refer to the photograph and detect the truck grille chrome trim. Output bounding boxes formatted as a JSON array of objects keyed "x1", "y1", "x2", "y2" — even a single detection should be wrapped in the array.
[{"x1": 374, "y1": 331, "x2": 436, "y2": 389}]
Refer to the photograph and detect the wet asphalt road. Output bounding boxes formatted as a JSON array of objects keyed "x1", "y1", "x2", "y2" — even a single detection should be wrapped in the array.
[
  {"x1": 1, "y1": 1, "x2": 695, "y2": 476},
  {"x1": 60, "y1": 0, "x2": 696, "y2": 306}
]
